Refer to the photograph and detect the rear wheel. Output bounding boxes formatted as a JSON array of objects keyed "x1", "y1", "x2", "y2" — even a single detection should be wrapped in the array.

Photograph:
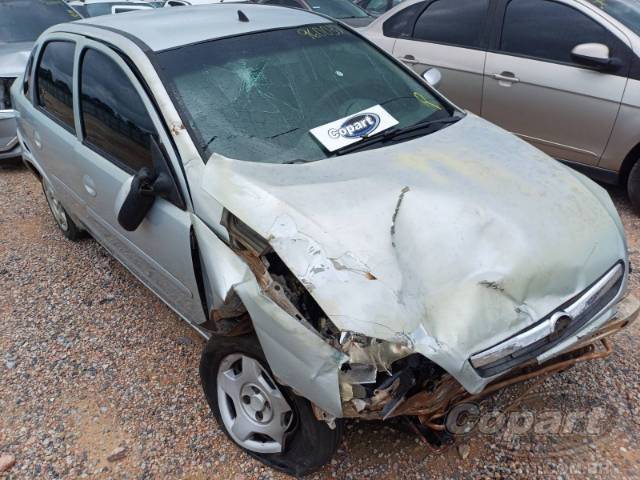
[
  {"x1": 200, "y1": 335, "x2": 342, "y2": 476},
  {"x1": 42, "y1": 180, "x2": 83, "y2": 241}
]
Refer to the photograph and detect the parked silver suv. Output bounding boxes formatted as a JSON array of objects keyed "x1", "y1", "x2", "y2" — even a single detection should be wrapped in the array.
[
  {"x1": 362, "y1": 0, "x2": 640, "y2": 212},
  {"x1": 12, "y1": 5, "x2": 639, "y2": 475}
]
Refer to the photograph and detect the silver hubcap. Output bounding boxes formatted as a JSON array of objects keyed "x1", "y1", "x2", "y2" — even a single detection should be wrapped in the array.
[
  {"x1": 44, "y1": 183, "x2": 68, "y2": 232},
  {"x1": 217, "y1": 354, "x2": 294, "y2": 453}
]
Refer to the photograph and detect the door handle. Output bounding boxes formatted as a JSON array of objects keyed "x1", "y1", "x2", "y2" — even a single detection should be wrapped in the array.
[
  {"x1": 83, "y1": 174, "x2": 97, "y2": 197},
  {"x1": 492, "y1": 72, "x2": 520, "y2": 83},
  {"x1": 33, "y1": 131, "x2": 42, "y2": 149},
  {"x1": 401, "y1": 54, "x2": 420, "y2": 65}
]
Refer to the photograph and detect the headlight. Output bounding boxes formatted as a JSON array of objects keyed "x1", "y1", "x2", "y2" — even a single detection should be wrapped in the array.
[
  {"x1": 338, "y1": 331, "x2": 414, "y2": 375},
  {"x1": 0, "y1": 78, "x2": 16, "y2": 110}
]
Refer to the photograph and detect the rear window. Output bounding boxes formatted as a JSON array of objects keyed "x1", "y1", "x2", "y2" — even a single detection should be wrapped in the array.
[
  {"x1": 413, "y1": 0, "x2": 489, "y2": 49},
  {"x1": 0, "y1": 0, "x2": 79, "y2": 43},
  {"x1": 382, "y1": 1, "x2": 426, "y2": 38}
]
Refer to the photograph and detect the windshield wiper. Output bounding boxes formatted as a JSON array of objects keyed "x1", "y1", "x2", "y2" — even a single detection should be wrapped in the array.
[{"x1": 334, "y1": 115, "x2": 462, "y2": 156}]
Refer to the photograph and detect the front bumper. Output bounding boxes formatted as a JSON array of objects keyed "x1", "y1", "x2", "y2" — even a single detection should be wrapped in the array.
[
  {"x1": 389, "y1": 293, "x2": 640, "y2": 425},
  {"x1": 0, "y1": 110, "x2": 21, "y2": 161}
]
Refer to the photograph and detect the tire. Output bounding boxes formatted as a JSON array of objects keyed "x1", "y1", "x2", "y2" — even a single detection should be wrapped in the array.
[
  {"x1": 628, "y1": 160, "x2": 640, "y2": 214},
  {"x1": 200, "y1": 335, "x2": 343, "y2": 476},
  {"x1": 42, "y1": 180, "x2": 83, "y2": 241}
]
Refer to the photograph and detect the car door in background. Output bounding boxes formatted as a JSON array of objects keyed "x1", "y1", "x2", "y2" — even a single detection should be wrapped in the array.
[
  {"x1": 73, "y1": 43, "x2": 206, "y2": 325},
  {"x1": 482, "y1": 0, "x2": 631, "y2": 166},
  {"x1": 391, "y1": 0, "x2": 491, "y2": 113}
]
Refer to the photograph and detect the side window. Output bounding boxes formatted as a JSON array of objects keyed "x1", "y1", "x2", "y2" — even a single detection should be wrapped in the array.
[
  {"x1": 413, "y1": 0, "x2": 490, "y2": 49},
  {"x1": 382, "y1": 1, "x2": 427, "y2": 38},
  {"x1": 23, "y1": 50, "x2": 34, "y2": 97},
  {"x1": 36, "y1": 41, "x2": 76, "y2": 132},
  {"x1": 501, "y1": 0, "x2": 623, "y2": 65},
  {"x1": 80, "y1": 48, "x2": 157, "y2": 173},
  {"x1": 363, "y1": 0, "x2": 389, "y2": 14}
]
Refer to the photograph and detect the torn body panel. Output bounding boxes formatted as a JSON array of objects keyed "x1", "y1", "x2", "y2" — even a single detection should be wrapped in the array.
[
  {"x1": 235, "y1": 278, "x2": 348, "y2": 417},
  {"x1": 191, "y1": 215, "x2": 250, "y2": 314}
]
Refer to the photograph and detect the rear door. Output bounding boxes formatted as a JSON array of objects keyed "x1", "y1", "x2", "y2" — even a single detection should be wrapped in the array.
[
  {"x1": 481, "y1": 0, "x2": 631, "y2": 166},
  {"x1": 391, "y1": 0, "x2": 491, "y2": 113},
  {"x1": 31, "y1": 38, "x2": 85, "y2": 217},
  {"x1": 70, "y1": 40, "x2": 206, "y2": 325}
]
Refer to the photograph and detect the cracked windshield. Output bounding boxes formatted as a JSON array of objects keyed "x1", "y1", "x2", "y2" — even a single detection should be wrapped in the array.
[
  {"x1": 587, "y1": 0, "x2": 640, "y2": 35},
  {"x1": 157, "y1": 24, "x2": 448, "y2": 163}
]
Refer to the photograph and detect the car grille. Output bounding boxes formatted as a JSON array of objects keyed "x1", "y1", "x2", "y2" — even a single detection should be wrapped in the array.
[
  {"x1": 0, "y1": 77, "x2": 16, "y2": 110},
  {"x1": 471, "y1": 262, "x2": 624, "y2": 378}
]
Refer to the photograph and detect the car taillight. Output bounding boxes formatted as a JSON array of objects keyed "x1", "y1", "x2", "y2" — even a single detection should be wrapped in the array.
[{"x1": 0, "y1": 78, "x2": 16, "y2": 110}]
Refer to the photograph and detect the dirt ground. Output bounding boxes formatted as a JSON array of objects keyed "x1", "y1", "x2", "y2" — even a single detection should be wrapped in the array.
[{"x1": 1, "y1": 165, "x2": 639, "y2": 479}]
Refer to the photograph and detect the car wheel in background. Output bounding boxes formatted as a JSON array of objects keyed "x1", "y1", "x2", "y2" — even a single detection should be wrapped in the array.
[
  {"x1": 42, "y1": 180, "x2": 83, "y2": 241},
  {"x1": 200, "y1": 334, "x2": 343, "y2": 476}
]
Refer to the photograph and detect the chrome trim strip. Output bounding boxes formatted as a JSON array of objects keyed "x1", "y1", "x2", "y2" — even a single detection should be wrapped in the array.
[
  {"x1": 0, "y1": 109, "x2": 17, "y2": 120},
  {"x1": 470, "y1": 263, "x2": 624, "y2": 369},
  {"x1": 0, "y1": 135, "x2": 18, "y2": 153}
]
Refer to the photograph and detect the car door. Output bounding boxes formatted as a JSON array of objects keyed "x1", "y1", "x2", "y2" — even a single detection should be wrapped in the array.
[
  {"x1": 391, "y1": 0, "x2": 492, "y2": 113},
  {"x1": 28, "y1": 38, "x2": 89, "y2": 219},
  {"x1": 69, "y1": 40, "x2": 206, "y2": 326},
  {"x1": 481, "y1": 0, "x2": 631, "y2": 166}
]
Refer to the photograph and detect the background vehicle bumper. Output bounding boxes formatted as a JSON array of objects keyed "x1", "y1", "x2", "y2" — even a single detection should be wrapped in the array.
[{"x1": 0, "y1": 110, "x2": 21, "y2": 162}]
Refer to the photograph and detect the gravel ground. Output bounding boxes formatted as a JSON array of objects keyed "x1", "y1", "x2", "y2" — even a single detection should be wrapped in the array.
[{"x1": 1, "y1": 165, "x2": 639, "y2": 479}]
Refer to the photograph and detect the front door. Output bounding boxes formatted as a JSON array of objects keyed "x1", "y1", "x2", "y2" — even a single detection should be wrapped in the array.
[
  {"x1": 392, "y1": 0, "x2": 491, "y2": 113},
  {"x1": 481, "y1": 0, "x2": 630, "y2": 166},
  {"x1": 71, "y1": 40, "x2": 206, "y2": 324}
]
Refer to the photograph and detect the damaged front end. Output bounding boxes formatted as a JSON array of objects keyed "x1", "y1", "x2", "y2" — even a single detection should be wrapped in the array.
[
  {"x1": 209, "y1": 209, "x2": 448, "y2": 421},
  {"x1": 205, "y1": 207, "x2": 640, "y2": 435}
]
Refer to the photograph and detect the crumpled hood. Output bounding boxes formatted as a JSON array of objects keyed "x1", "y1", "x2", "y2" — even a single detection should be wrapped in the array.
[
  {"x1": 0, "y1": 42, "x2": 32, "y2": 77},
  {"x1": 200, "y1": 114, "x2": 626, "y2": 365}
]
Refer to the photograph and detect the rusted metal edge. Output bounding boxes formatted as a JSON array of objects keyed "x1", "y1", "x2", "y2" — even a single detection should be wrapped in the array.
[{"x1": 384, "y1": 317, "x2": 630, "y2": 425}]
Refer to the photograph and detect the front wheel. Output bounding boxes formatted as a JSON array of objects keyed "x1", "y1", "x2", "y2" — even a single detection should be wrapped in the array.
[{"x1": 199, "y1": 335, "x2": 342, "y2": 476}]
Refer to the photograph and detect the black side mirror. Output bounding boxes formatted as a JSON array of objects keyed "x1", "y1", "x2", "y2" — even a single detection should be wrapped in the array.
[
  {"x1": 117, "y1": 137, "x2": 184, "y2": 231},
  {"x1": 117, "y1": 167, "x2": 157, "y2": 231}
]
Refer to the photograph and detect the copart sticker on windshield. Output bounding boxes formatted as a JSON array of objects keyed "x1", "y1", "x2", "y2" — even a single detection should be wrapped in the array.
[{"x1": 310, "y1": 105, "x2": 399, "y2": 152}]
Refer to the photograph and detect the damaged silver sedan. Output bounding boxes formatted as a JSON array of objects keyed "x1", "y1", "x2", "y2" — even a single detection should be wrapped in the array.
[{"x1": 13, "y1": 4, "x2": 640, "y2": 476}]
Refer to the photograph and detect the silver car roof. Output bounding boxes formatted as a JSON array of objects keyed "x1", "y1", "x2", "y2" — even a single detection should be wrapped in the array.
[{"x1": 63, "y1": 4, "x2": 332, "y2": 51}]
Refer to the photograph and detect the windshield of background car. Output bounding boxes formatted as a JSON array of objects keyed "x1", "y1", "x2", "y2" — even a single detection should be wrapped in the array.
[
  {"x1": 156, "y1": 24, "x2": 449, "y2": 164},
  {"x1": 306, "y1": 0, "x2": 369, "y2": 18},
  {"x1": 72, "y1": 1, "x2": 161, "y2": 16},
  {"x1": 587, "y1": 0, "x2": 640, "y2": 35},
  {"x1": 0, "y1": 0, "x2": 79, "y2": 43}
]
